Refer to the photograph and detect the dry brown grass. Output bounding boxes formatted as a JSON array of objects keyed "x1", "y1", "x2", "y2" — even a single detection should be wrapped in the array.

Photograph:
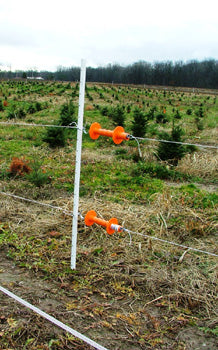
[
  {"x1": 1, "y1": 191, "x2": 217, "y2": 317},
  {"x1": 177, "y1": 151, "x2": 218, "y2": 180}
]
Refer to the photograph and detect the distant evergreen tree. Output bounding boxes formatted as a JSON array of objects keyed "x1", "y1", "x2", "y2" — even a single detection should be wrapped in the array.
[
  {"x1": 42, "y1": 127, "x2": 66, "y2": 148},
  {"x1": 58, "y1": 100, "x2": 76, "y2": 126},
  {"x1": 42, "y1": 101, "x2": 76, "y2": 147},
  {"x1": 157, "y1": 125, "x2": 188, "y2": 165},
  {"x1": 110, "y1": 105, "x2": 126, "y2": 126},
  {"x1": 131, "y1": 107, "x2": 148, "y2": 137}
]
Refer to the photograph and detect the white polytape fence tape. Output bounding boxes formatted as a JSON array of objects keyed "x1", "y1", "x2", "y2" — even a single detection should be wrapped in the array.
[{"x1": 0, "y1": 285, "x2": 109, "y2": 350}]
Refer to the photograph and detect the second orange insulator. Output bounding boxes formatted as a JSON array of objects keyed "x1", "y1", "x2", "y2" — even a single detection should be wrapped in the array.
[
  {"x1": 85, "y1": 210, "x2": 122, "y2": 235},
  {"x1": 89, "y1": 122, "x2": 130, "y2": 144}
]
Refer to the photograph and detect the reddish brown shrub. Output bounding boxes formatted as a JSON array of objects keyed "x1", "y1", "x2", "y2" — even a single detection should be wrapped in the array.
[
  {"x1": 3, "y1": 100, "x2": 8, "y2": 107},
  {"x1": 85, "y1": 105, "x2": 94, "y2": 111},
  {"x1": 9, "y1": 157, "x2": 31, "y2": 176}
]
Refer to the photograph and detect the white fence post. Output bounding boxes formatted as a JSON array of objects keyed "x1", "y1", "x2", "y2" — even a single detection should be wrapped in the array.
[{"x1": 71, "y1": 59, "x2": 86, "y2": 269}]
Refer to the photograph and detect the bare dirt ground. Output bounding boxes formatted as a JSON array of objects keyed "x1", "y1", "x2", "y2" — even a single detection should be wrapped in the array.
[
  {"x1": 1, "y1": 251, "x2": 217, "y2": 350},
  {"x1": 0, "y1": 253, "x2": 93, "y2": 350}
]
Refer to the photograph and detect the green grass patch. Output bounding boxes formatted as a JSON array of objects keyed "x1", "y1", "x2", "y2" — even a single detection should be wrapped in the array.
[
  {"x1": 173, "y1": 184, "x2": 218, "y2": 209},
  {"x1": 78, "y1": 160, "x2": 164, "y2": 202},
  {"x1": 132, "y1": 161, "x2": 200, "y2": 182}
]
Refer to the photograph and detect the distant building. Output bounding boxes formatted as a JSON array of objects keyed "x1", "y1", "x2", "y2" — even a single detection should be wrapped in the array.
[{"x1": 27, "y1": 76, "x2": 44, "y2": 80}]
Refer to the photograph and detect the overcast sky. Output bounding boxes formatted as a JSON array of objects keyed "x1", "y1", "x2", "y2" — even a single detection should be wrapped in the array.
[{"x1": 0, "y1": 0, "x2": 217, "y2": 71}]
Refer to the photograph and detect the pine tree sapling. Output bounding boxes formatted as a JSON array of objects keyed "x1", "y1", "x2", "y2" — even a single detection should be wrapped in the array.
[
  {"x1": 26, "y1": 160, "x2": 51, "y2": 187},
  {"x1": 15, "y1": 107, "x2": 26, "y2": 119},
  {"x1": 174, "y1": 109, "x2": 182, "y2": 119},
  {"x1": 110, "y1": 105, "x2": 126, "y2": 126},
  {"x1": 147, "y1": 106, "x2": 156, "y2": 120},
  {"x1": 59, "y1": 100, "x2": 76, "y2": 126},
  {"x1": 101, "y1": 106, "x2": 109, "y2": 116},
  {"x1": 195, "y1": 117, "x2": 204, "y2": 131},
  {"x1": 6, "y1": 110, "x2": 15, "y2": 119},
  {"x1": 195, "y1": 106, "x2": 204, "y2": 118},
  {"x1": 186, "y1": 108, "x2": 192, "y2": 115},
  {"x1": 127, "y1": 104, "x2": 131, "y2": 113},
  {"x1": 42, "y1": 127, "x2": 66, "y2": 148},
  {"x1": 27, "y1": 103, "x2": 36, "y2": 114},
  {"x1": 157, "y1": 125, "x2": 186, "y2": 166},
  {"x1": 35, "y1": 101, "x2": 43, "y2": 111},
  {"x1": 132, "y1": 107, "x2": 148, "y2": 137},
  {"x1": 156, "y1": 113, "x2": 168, "y2": 124}
]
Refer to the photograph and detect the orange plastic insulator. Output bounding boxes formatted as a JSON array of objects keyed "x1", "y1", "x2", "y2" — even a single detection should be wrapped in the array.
[
  {"x1": 112, "y1": 126, "x2": 129, "y2": 144},
  {"x1": 85, "y1": 210, "x2": 123, "y2": 235},
  {"x1": 89, "y1": 122, "x2": 130, "y2": 144}
]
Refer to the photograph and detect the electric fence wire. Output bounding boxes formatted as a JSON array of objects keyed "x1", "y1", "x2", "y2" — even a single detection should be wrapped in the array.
[
  {"x1": 0, "y1": 121, "x2": 77, "y2": 129},
  {"x1": 1, "y1": 191, "x2": 217, "y2": 258},
  {"x1": 130, "y1": 135, "x2": 218, "y2": 149},
  {"x1": 0, "y1": 121, "x2": 217, "y2": 148},
  {"x1": 122, "y1": 228, "x2": 218, "y2": 257},
  {"x1": 0, "y1": 285, "x2": 109, "y2": 350},
  {"x1": 0, "y1": 191, "x2": 74, "y2": 217},
  {"x1": 0, "y1": 121, "x2": 87, "y2": 133}
]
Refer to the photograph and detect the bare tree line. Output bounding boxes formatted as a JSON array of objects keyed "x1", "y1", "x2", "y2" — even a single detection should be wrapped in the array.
[{"x1": 1, "y1": 59, "x2": 217, "y2": 89}]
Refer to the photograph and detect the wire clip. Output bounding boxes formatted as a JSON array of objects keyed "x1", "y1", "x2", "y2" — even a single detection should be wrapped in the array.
[
  {"x1": 85, "y1": 210, "x2": 123, "y2": 235},
  {"x1": 89, "y1": 122, "x2": 130, "y2": 144}
]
